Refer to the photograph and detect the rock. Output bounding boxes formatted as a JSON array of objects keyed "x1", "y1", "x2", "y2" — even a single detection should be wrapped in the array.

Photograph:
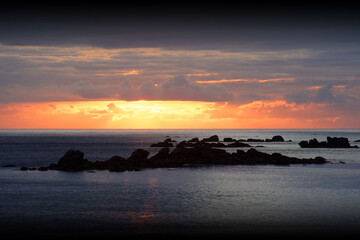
[
  {"x1": 150, "y1": 147, "x2": 170, "y2": 159},
  {"x1": 326, "y1": 136, "x2": 350, "y2": 148},
  {"x1": 164, "y1": 138, "x2": 176, "y2": 142},
  {"x1": 37, "y1": 167, "x2": 48, "y2": 171},
  {"x1": 203, "y1": 135, "x2": 219, "y2": 142},
  {"x1": 2, "y1": 164, "x2": 16, "y2": 167},
  {"x1": 246, "y1": 138, "x2": 264, "y2": 142},
  {"x1": 56, "y1": 149, "x2": 93, "y2": 171},
  {"x1": 175, "y1": 140, "x2": 187, "y2": 149},
  {"x1": 271, "y1": 135, "x2": 285, "y2": 142},
  {"x1": 20, "y1": 166, "x2": 28, "y2": 171},
  {"x1": 314, "y1": 156, "x2": 327, "y2": 163},
  {"x1": 189, "y1": 137, "x2": 199, "y2": 142},
  {"x1": 127, "y1": 149, "x2": 150, "y2": 170},
  {"x1": 151, "y1": 142, "x2": 174, "y2": 147},
  {"x1": 223, "y1": 137, "x2": 236, "y2": 142},
  {"x1": 94, "y1": 155, "x2": 127, "y2": 171},
  {"x1": 128, "y1": 149, "x2": 150, "y2": 161},
  {"x1": 299, "y1": 137, "x2": 357, "y2": 148},
  {"x1": 41, "y1": 136, "x2": 329, "y2": 173},
  {"x1": 150, "y1": 138, "x2": 175, "y2": 147},
  {"x1": 225, "y1": 141, "x2": 251, "y2": 148}
]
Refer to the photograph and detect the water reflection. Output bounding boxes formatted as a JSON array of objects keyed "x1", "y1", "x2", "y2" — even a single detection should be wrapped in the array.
[{"x1": 127, "y1": 177, "x2": 162, "y2": 234}]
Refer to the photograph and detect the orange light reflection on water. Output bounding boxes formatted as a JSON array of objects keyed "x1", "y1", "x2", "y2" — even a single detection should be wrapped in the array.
[{"x1": 127, "y1": 177, "x2": 162, "y2": 235}]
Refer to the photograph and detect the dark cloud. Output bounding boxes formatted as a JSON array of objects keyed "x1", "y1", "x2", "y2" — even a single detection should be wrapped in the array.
[
  {"x1": 1, "y1": 3, "x2": 360, "y2": 50},
  {"x1": 72, "y1": 76, "x2": 233, "y2": 102}
]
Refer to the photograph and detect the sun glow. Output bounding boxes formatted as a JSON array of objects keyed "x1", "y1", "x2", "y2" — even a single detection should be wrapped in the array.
[
  {"x1": 0, "y1": 101, "x2": 219, "y2": 129},
  {"x1": 0, "y1": 100, "x2": 353, "y2": 129}
]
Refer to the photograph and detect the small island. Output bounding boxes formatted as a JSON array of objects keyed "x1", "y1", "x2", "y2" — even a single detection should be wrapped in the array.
[{"x1": 18, "y1": 135, "x2": 329, "y2": 172}]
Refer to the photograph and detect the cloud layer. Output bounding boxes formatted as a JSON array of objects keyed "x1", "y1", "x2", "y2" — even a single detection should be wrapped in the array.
[{"x1": 1, "y1": 3, "x2": 360, "y2": 128}]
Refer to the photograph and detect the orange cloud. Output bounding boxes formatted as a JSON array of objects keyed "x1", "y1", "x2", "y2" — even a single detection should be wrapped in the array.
[
  {"x1": 95, "y1": 70, "x2": 140, "y2": 76},
  {"x1": 185, "y1": 73, "x2": 219, "y2": 77},
  {"x1": 196, "y1": 78, "x2": 295, "y2": 84}
]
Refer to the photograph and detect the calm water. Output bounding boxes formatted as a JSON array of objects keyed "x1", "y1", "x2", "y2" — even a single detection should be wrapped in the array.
[{"x1": 1, "y1": 129, "x2": 360, "y2": 236}]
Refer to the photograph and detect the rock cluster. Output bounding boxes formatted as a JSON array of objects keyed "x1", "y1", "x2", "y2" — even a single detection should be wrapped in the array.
[
  {"x1": 38, "y1": 136, "x2": 328, "y2": 172},
  {"x1": 299, "y1": 137, "x2": 359, "y2": 148},
  {"x1": 150, "y1": 138, "x2": 175, "y2": 147}
]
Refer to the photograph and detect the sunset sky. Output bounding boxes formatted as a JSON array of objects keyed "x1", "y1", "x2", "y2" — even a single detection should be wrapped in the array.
[{"x1": 1, "y1": 3, "x2": 360, "y2": 129}]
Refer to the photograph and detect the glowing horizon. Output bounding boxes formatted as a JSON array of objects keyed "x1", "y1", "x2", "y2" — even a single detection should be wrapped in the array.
[
  {"x1": 0, "y1": 100, "x2": 356, "y2": 129},
  {"x1": 1, "y1": 5, "x2": 360, "y2": 129}
]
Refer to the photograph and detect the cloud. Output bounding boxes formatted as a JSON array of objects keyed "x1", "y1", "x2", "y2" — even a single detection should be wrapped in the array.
[
  {"x1": 1, "y1": 4, "x2": 360, "y2": 51},
  {"x1": 122, "y1": 75, "x2": 234, "y2": 102},
  {"x1": 70, "y1": 75, "x2": 233, "y2": 102},
  {"x1": 196, "y1": 78, "x2": 295, "y2": 84}
]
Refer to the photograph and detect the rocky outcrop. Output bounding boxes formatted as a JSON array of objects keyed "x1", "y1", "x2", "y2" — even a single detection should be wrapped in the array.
[
  {"x1": 42, "y1": 137, "x2": 328, "y2": 172},
  {"x1": 203, "y1": 135, "x2": 219, "y2": 142},
  {"x1": 270, "y1": 135, "x2": 285, "y2": 142},
  {"x1": 150, "y1": 138, "x2": 175, "y2": 147},
  {"x1": 299, "y1": 137, "x2": 359, "y2": 148},
  {"x1": 48, "y1": 149, "x2": 94, "y2": 171}
]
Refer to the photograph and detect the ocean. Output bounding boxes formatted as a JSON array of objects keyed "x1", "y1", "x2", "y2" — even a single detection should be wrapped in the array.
[{"x1": 1, "y1": 129, "x2": 360, "y2": 237}]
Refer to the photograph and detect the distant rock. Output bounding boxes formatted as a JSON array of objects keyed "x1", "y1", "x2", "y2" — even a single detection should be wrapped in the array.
[
  {"x1": 270, "y1": 135, "x2": 285, "y2": 142},
  {"x1": 188, "y1": 137, "x2": 199, "y2": 142},
  {"x1": 299, "y1": 137, "x2": 359, "y2": 148},
  {"x1": 225, "y1": 141, "x2": 251, "y2": 148},
  {"x1": 2, "y1": 164, "x2": 16, "y2": 167},
  {"x1": 203, "y1": 135, "x2": 219, "y2": 142},
  {"x1": 223, "y1": 137, "x2": 236, "y2": 142},
  {"x1": 41, "y1": 136, "x2": 329, "y2": 173},
  {"x1": 245, "y1": 138, "x2": 264, "y2": 142},
  {"x1": 150, "y1": 138, "x2": 174, "y2": 147}
]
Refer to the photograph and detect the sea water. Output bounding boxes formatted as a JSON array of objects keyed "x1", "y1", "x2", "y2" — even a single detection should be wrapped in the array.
[{"x1": 1, "y1": 129, "x2": 360, "y2": 236}]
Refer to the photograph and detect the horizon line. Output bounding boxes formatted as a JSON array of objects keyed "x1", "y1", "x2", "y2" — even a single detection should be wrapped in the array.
[{"x1": 1, "y1": 128, "x2": 359, "y2": 131}]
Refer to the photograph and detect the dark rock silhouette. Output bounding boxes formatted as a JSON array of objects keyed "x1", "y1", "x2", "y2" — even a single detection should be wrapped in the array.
[
  {"x1": 203, "y1": 135, "x2": 219, "y2": 142},
  {"x1": 94, "y1": 156, "x2": 127, "y2": 172},
  {"x1": 189, "y1": 137, "x2": 199, "y2": 142},
  {"x1": 48, "y1": 149, "x2": 94, "y2": 171},
  {"x1": 237, "y1": 135, "x2": 287, "y2": 142},
  {"x1": 2, "y1": 164, "x2": 16, "y2": 167},
  {"x1": 299, "y1": 137, "x2": 359, "y2": 148},
  {"x1": 223, "y1": 137, "x2": 236, "y2": 142},
  {"x1": 44, "y1": 136, "x2": 328, "y2": 172},
  {"x1": 150, "y1": 138, "x2": 175, "y2": 147},
  {"x1": 270, "y1": 135, "x2": 285, "y2": 142},
  {"x1": 226, "y1": 142, "x2": 252, "y2": 148}
]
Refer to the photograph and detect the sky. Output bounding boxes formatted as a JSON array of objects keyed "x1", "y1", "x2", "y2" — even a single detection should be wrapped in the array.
[{"x1": 1, "y1": 3, "x2": 360, "y2": 129}]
